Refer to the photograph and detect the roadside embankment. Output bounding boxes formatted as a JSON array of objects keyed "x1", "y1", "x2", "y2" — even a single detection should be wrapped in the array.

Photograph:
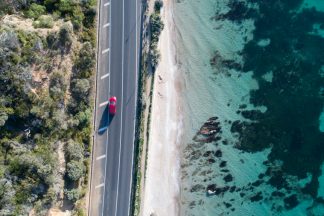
[{"x1": 141, "y1": 0, "x2": 183, "y2": 215}]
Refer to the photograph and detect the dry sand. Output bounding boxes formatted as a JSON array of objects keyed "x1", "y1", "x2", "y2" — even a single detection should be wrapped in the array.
[{"x1": 141, "y1": 1, "x2": 183, "y2": 216}]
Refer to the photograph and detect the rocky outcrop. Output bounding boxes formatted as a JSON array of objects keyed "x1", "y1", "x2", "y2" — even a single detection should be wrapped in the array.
[{"x1": 193, "y1": 117, "x2": 222, "y2": 143}]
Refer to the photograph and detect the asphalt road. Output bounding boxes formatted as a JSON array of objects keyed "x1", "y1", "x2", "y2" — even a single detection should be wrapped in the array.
[{"x1": 88, "y1": 0, "x2": 141, "y2": 215}]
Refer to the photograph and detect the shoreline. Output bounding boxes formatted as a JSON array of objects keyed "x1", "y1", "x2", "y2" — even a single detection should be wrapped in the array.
[{"x1": 141, "y1": 0, "x2": 183, "y2": 215}]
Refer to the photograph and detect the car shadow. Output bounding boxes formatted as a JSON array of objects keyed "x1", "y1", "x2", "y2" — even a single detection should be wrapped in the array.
[{"x1": 98, "y1": 105, "x2": 114, "y2": 135}]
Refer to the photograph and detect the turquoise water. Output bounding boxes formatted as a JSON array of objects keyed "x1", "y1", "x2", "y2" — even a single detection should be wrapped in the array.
[{"x1": 173, "y1": 0, "x2": 324, "y2": 215}]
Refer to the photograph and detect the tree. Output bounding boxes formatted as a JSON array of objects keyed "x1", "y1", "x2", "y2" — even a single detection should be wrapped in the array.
[
  {"x1": 150, "y1": 13, "x2": 164, "y2": 43},
  {"x1": 72, "y1": 79, "x2": 90, "y2": 100},
  {"x1": 49, "y1": 71, "x2": 66, "y2": 100},
  {"x1": 33, "y1": 15, "x2": 54, "y2": 28},
  {"x1": 154, "y1": 0, "x2": 163, "y2": 12},
  {"x1": 25, "y1": 3, "x2": 46, "y2": 19},
  {"x1": 66, "y1": 140, "x2": 84, "y2": 161},
  {"x1": 66, "y1": 160, "x2": 84, "y2": 181},
  {"x1": 59, "y1": 23, "x2": 73, "y2": 48},
  {"x1": 64, "y1": 188, "x2": 80, "y2": 202},
  {"x1": 74, "y1": 42, "x2": 95, "y2": 78}
]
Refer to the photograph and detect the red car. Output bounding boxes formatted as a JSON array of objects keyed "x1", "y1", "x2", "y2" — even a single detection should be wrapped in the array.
[{"x1": 109, "y1": 96, "x2": 117, "y2": 115}]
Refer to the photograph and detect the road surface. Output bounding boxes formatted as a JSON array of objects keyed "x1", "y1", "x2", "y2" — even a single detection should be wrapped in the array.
[{"x1": 88, "y1": 0, "x2": 142, "y2": 215}]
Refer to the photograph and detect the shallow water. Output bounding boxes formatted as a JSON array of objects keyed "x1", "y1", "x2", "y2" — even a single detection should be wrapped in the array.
[{"x1": 173, "y1": 0, "x2": 324, "y2": 215}]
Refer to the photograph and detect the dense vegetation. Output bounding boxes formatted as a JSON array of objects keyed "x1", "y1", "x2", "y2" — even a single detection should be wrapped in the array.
[
  {"x1": 0, "y1": 0, "x2": 97, "y2": 215},
  {"x1": 149, "y1": 0, "x2": 164, "y2": 69}
]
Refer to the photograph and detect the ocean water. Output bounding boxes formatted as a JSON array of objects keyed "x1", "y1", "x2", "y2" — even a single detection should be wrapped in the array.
[{"x1": 173, "y1": 0, "x2": 324, "y2": 215}]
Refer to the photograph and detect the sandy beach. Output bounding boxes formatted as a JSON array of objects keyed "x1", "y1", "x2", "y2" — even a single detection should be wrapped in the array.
[{"x1": 141, "y1": 1, "x2": 182, "y2": 215}]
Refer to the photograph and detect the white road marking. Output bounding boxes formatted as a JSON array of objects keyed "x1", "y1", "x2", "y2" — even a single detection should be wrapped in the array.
[
  {"x1": 104, "y1": 2, "x2": 110, "y2": 7},
  {"x1": 99, "y1": 101, "x2": 109, "y2": 107},
  {"x1": 95, "y1": 183, "x2": 105, "y2": 189},
  {"x1": 103, "y1": 23, "x2": 110, "y2": 28},
  {"x1": 101, "y1": 73, "x2": 110, "y2": 79},
  {"x1": 96, "y1": 155, "x2": 106, "y2": 160},
  {"x1": 115, "y1": 0, "x2": 125, "y2": 214},
  {"x1": 98, "y1": 126, "x2": 108, "y2": 133},
  {"x1": 102, "y1": 48, "x2": 109, "y2": 54}
]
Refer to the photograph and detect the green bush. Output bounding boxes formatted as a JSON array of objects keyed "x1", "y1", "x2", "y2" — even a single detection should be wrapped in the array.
[
  {"x1": 66, "y1": 160, "x2": 84, "y2": 181},
  {"x1": 49, "y1": 71, "x2": 67, "y2": 100},
  {"x1": 154, "y1": 0, "x2": 163, "y2": 12},
  {"x1": 59, "y1": 23, "x2": 73, "y2": 48},
  {"x1": 150, "y1": 13, "x2": 164, "y2": 44},
  {"x1": 66, "y1": 140, "x2": 84, "y2": 161},
  {"x1": 75, "y1": 42, "x2": 95, "y2": 78},
  {"x1": 33, "y1": 15, "x2": 54, "y2": 28},
  {"x1": 72, "y1": 79, "x2": 90, "y2": 99},
  {"x1": 64, "y1": 188, "x2": 80, "y2": 202},
  {"x1": 25, "y1": 3, "x2": 46, "y2": 19}
]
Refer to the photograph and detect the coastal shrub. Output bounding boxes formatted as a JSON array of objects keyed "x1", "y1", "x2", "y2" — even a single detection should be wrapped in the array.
[
  {"x1": 74, "y1": 42, "x2": 95, "y2": 78},
  {"x1": 154, "y1": 0, "x2": 163, "y2": 12},
  {"x1": 71, "y1": 6, "x2": 84, "y2": 30},
  {"x1": 0, "y1": 107, "x2": 13, "y2": 127},
  {"x1": 25, "y1": 3, "x2": 46, "y2": 19},
  {"x1": 33, "y1": 15, "x2": 54, "y2": 28},
  {"x1": 150, "y1": 13, "x2": 164, "y2": 43},
  {"x1": 59, "y1": 23, "x2": 73, "y2": 48},
  {"x1": 66, "y1": 140, "x2": 84, "y2": 161},
  {"x1": 64, "y1": 188, "x2": 80, "y2": 202},
  {"x1": 83, "y1": 7, "x2": 96, "y2": 29},
  {"x1": 0, "y1": 0, "x2": 97, "y2": 212},
  {"x1": 74, "y1": 109, "x2": 91, "y2": 128},
  {"x1": 149, "y1": 12, "x2": 164, "y2": 69},
  {"x1": 49, "y1": 71, "x2": 67, "y2": 100},
  {"x1": 72, "y1": 79, "x2": 91, "y2": 100},
  {"x1": 150, "y1": 46, "x2": 160, "y2": 69},
  {"x1": 66, "y1": 160, "x2": 84, "y2": 181}
]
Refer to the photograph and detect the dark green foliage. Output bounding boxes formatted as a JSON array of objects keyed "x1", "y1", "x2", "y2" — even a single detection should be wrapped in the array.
[
  {"x1": 150, "y1": 13, "x2": 164, "y2": 44},
  {"x1": 149, "y1": 12, "x2": 164, "y2": 69},
  {"x1": 66, "y1": 140, "x2": 84, "y2": 161},
  {"x1": 0, "y1": 0, "x2": 97, "y2": 213},
  {"x1": 66, "y1": 160, "x2": 84, "y2": 181},
  {"x1": 72, "y1": 79, "x2": 90, "y2": 100},
  {"x1": 154, "y1": 0, "x2": 163, "y2": 12},
  {"x1": 25, "y1": 3, "x2": 46, "y2": 19},
  {"x1": 59, "y1": 23, "x2": 73, "y2": 48},
  {"x1": 74, "y1": 42, "x2": 96, "y2": 78},
  {"x1": 64, "y1": 188, "x2": 80, "y2": 202},
  {"x1": 49, "y1": 71, "x2": 67, "y2": 100},
  {"x1": 33, "y1": 15, "x2": 54, "y2": 28}
]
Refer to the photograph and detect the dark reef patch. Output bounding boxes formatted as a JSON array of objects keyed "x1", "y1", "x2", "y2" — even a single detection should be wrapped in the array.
[
  {"x1": 193, "y1": 117, "x2": 222, "y2": 143},
  {"x1": 250, "y1": 192, "x2": 263, "y2": 202},
  {"x1": 222, "y1": 0, "x2": 324, "y2": 198},
  {"x1": 284, "y1": 194, "x2": 299, "y2": 209},
  {"x1": 182, "y1": 0, "x2": 324, "y2": 214}
]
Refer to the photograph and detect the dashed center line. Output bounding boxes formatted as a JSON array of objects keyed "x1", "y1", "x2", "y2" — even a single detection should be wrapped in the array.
[
  {"x1": 95, "y1": 183, "x2": 105, "y2": 189},
  {"x1": 101, "y1": 73, "x2": 110, "y2": 79},
  {"x1": 98, "y1": 126, "x2": 108, "y2": 133},
  {"x1": 99, "y1": 101, "x2": 109, "y2": 107},
  {"x1": 103, "y1": 23, "x2": 110, "y2": 28},
  {"x1": 102, "y1": 48, "x2": 109, "y2": 54},
  {"x1": 104, "y1": 2, "x2": 110, "y2": 7},
  {"x1": 96, "y1": 155, "x2": 106, "y2": 160}
]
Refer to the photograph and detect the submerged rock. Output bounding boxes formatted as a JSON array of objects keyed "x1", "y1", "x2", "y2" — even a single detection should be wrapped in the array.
[
  {"x1": 224, "y1": 174, "x2": 233, "y2": 182},
  {"x1": 191, "y1": 184, "x2": 205, "y2": 193},
  {"x1": 206, "y1": 184, "x2": 229, "y2": 196},
  {"x1": 215, "y1": 149, "x2": 222, "y2": 157},
  {"x1": 284, "y1": 194, "x2": 299, "y2": 210},
  {"x1": 193, "y1": 117, "x2": 222, "y2": 143},
  {"x1": 250, "y1": 192, "x2": 263, "y2": 202},
  {"x1": 219, "y1": 160, "x2": 227, "y2": 168}
]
